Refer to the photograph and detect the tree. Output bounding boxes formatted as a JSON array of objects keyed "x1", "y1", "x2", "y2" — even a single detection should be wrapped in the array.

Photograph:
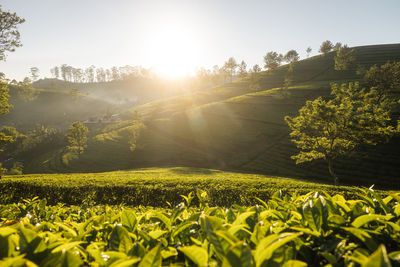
[
  {"x1": 0, "y1": 5, "x2": 24, "y2": 176},
  {"x1": 334, "y1": 45, "x2": 355, "y2": 71},
  {"x1": 285, "y1": 82, "x2": 398, "y2": 185},
  {"x1": 364, "y1": 62, "x2": 400, "y2": 102},
  {"x1": 319, "y1": 40, "x2": 333, "y2": 54},
  {"x1": 66, "y1": 121, "x2": 89, "y2": 155},
  {"x1": 263, "y1": 51, "x2": 283, "y2": 70},
  {"x1": 249, "y1": 64, "x2": 262, "y2": 91},
  {"x1": 0, "y1": 5, "x2": 25, "y2": 61},
  {"x1": 29, "y1": 67, "x2": 40, "y2": 81},
  {"x1": 306, "y1": 47, "x2": 312, "y2": 58},
  {"x1": 283, "y1": 50, "x2": 299, "y2": 63},
  {"x1": 333, "y1": 42, "x2": 342, "y2": 51},
  {"x1": 18, "y1": 77, "x2": 38, "y2": 102},
  {"x1": 223, "y1": 57, "x2": 238, "y2": 82},
  {"x1": 50, "y1": 66, "x2": 60, "y2": 79},
  {"x1": 238, "y1": 60, "x2": 247, "y2": 78}
]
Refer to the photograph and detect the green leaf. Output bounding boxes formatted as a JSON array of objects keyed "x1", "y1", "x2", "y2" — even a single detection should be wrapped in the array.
[
  {"x1": 148, "y1": 212, "x2": 172, "y2": 231},
  {"x1": 351, "y1": 214, "x2": 393, "y2": 228},
  {"x1": 179, "y1": 245, "x2": 208, "y2": 267},
  {"x1": 232, "y1": 212, "x2": 255, "y2": 226},
  {"x1": 222, "y1": 242, "x2": 252, "y2": 267},
  {"x1": 121, "y1": 210, "x2": 137, "y2": 232},
  {"x1": 148, "y1": 230, "x2": 168, "y2": 240},
  {"x1": 40, "y1": 250, "x2": 84, "y2": 267},
  {"x1": 328, "y1": 214, "x2": 346, "y2": 225},
  {"x1": 255, "y1": 232, "x2": 302, "y2": 267},
  {"x1": 109, "y1": 257, "x2": 141, "y2": 267},
  {"x1": 52, "y1": 241, "x2": 85, "y2": 253},
  {"x1": 171, "y1": 221, "x2": 196, "y2": 239},
  {"x1": 54, "y1": 222, "x2": 77, "y2": 238},
  {"x1": 0, "y1": 227, "x2": 17, "y2": 237},
  {"x1": 362, "y1": 245, "x2": 392, "y2": 267},
  {"x1": 341, "y1": 227, "x2": 378, "y2": 252},
  {"x1": 282, "y1": 260, "x2": 308, "y2": 267},
  {"x1": 161, "y1": 247, "x2": 178, "y2": 259},
  {"x1": 138, "y1": 243, "x2": 162, "y2": 267},
  {"x1": 109, "y1": 225, "x2": 132, "y2": 253},
  {"x1": 388, "y1": 251, "x2": 400, "y2": 262},
  {"x1": 200, "y1": 215, "x2": 225, "y2": 260}
]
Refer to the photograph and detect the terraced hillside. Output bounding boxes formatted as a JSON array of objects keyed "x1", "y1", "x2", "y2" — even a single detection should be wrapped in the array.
[{"x1": 26, "y1": 44, "x2": 400, "y2": 187}]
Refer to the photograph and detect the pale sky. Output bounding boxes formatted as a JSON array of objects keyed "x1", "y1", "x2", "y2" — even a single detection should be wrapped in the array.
[{"x1": 1, "y1": 0, "x2": 400, "y2": 80}]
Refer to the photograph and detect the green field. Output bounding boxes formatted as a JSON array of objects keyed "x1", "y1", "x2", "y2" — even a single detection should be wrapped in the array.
[{"x1": 0, "y1": 167, "x2": 392, "y2": 207}]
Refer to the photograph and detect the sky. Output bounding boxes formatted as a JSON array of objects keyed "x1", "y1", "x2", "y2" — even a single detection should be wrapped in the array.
[{"x1": 1, "y1": 0, "x2": 400, "y2": 80}]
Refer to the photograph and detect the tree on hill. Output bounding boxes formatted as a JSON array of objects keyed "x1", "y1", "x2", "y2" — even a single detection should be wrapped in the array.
[
  {"x1": 285, "y1": 82, "x2": 398, "y2": 185},
  {"x1": 319, "y1": 40, "x2": 334, "y2": 54},
  {"x1": 364, "y1": 62, "x2": 400, "y2": 102},
  {"x1": 306, "y1": 47, "x2": 312, "y2": 58},
  {"x1": 238, "y1": 60, "x2": 248, "y2": 78},
  {"x1": 333, "y1": 42, "x2": 343, "y2": 51},
  {"x1": 264, "y1": 51, "x2": 283, "y2": 70},
  {"x1": 284, "y1": 50, "x2": 299, "y2": 63},
  {"x1": 66, "y1": 121, "x2": 89, "y2": 156},
  {"x1": 334, "y1": 45, "x2": 355, "y2": 71},
  {"x1": 29, "y1": 67, "x2": 40, "y2": 81},
  {"x1": 223, "y1": 57, "x2": 238, "y2": 82},
  {"x1": 50, "y1": 66, "x2": 60, "y2": 79},
  {"x1": 18, "y1": 77, "x2": 38, "y2": 102}
]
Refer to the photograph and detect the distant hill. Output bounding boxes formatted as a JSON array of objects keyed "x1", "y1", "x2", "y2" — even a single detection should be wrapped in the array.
[
  {"x1": 0, "y1": 85, "x2": 114, "y2": 130},
  {"x1": 23, "y1": 43, "x2": 400, "y2": 188},
  {"x1": 33, "y1": 76, "x2": 199, "y2": 105}
]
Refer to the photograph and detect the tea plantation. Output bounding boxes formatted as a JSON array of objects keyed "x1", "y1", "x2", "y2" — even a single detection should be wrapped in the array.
[{"x1": 1, "y1": 188, "x2": 399, "y2": 266}]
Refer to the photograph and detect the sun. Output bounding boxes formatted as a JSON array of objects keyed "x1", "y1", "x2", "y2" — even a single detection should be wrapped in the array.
[{"x1": 145, "y1": 24, "x2": 201, "y2": 78}]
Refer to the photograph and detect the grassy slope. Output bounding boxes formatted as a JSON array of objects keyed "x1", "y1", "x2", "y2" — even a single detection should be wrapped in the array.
[
  {"x1": 26, "y1": 44, "x2": 400, "y2": 187},
  {"x1": 0, "y1": 167, "x2": 378, "y2": 206},
  {"x1": 0, "y1": 86, "x2": 113, "y2": 130}
]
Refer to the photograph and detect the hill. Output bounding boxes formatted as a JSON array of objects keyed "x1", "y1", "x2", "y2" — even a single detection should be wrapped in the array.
[
  {"x1": 21, "y1": 44, "x2": 400, "y2": 187},
  {"x1": 33, "y1": 76, "x2": 202, "y2": 106},
  {"x1": 0, "y1": 85, "x2": 114, "y2": 130}
]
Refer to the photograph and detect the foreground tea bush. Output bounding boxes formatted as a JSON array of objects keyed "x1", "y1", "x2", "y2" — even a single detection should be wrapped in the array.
[{"x1": 1, "y1": 188, "x2": 400, "y2": 266}]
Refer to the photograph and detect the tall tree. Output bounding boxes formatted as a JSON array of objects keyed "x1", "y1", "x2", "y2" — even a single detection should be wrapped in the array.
[
  {"x1": 333, "y1": 42, "x2": 343, "y2": 51},
  {"x1": 18, "y1": 77, "x2": 38, "y2": 102},
  {"x1": 0, "y1": 5, "x2": 25, "y2": 61},
  {"x1": 334, "y1": 45, "x2": 355, "y2": 71},
  {"x1": 319, "y1": 40, "x2": 334, "y2": 54},
  {"x1": 29, "y1": 67, "x2": 40, "y2": 81},
  {"x1": 285, "y1": 82, "x2": 398, "y2": 185},
  {"x1": 263, "y1": 51, "x2": 283, "y2": 70},
  {"x1": 0, "y1": 5, "x2": 24, "y2": 168},
  {"x1": 223, "y1": 57, "x2": 238, "y2": 82},
  {"x1": 66, "y1": 121, "x2": 89, "y2": 156},
  {"x1": 238, "y1": 60, "x2": 247, "y2": 78},
  {"x1": 50, "y1": 66, "x2": 60, "y2": 79},
  {"x1": 284, "y1": 50, "x2": 299, "y2": 63},
  {"x1": 364, "y1": 62, "x2": 400, "y2": 102},
  {"x1": 306, "y1": 47, "x2": 312, "y2": 58}
]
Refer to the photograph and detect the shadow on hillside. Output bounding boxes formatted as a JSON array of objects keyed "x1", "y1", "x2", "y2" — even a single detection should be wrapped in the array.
[{"x1": 170, "y1": 167, "x2": 220, "y2": 175}]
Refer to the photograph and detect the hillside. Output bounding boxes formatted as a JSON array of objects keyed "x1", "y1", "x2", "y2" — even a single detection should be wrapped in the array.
[
  {"x1": 33, "y1": 76, "x2": 201, "y2": 106},
  {"x1": 0, "y1": 85, "x2": 114, "y2": 130},
  {"x1": 24, "y1": 44, "x2": 400, "y2": 187}
]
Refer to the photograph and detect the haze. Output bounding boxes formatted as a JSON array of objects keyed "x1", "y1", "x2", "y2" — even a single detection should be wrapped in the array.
[{"x1": 1, "y1": 0, "x2": 400, "y2": 80}]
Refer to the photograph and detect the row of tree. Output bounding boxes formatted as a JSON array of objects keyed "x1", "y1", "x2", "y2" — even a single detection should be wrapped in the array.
[{"x1": 48, "y1": 65, "x2": 153, "y2": 83}]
